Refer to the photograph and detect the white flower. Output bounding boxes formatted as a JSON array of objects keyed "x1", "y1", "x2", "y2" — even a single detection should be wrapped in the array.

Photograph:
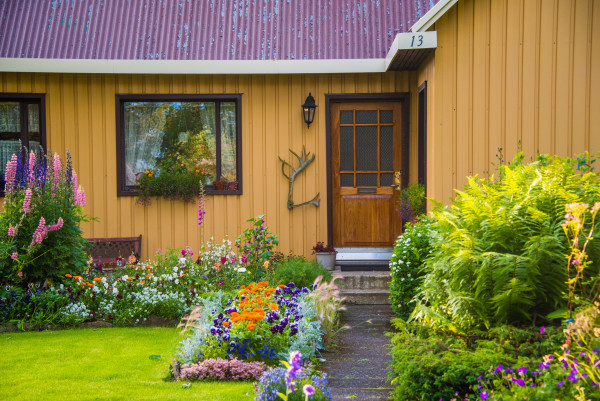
[
  {"x1": 401, "y1": 278, "x2": 405, "y2": 281},
  {"x1": 237, "y1": 267, "x2": 247, "y2": 273},
  {"x1": 174, "y1": 279, "x2": 179, "y2": 285}
]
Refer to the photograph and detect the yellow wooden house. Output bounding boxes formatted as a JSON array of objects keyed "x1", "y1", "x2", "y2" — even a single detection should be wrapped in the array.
[{"x1": 0, "y1": 0, "x2": 598, "y2": 261}]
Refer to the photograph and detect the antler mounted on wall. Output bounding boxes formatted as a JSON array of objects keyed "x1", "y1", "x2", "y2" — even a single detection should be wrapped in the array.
[{"x1": 279, "y1": 147, "x2": 320, "y2": 210}]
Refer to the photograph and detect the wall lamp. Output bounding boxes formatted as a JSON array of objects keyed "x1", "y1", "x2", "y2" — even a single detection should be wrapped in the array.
[{"x1": 302, "y1": 93, "x2": 317, "y2": 128}]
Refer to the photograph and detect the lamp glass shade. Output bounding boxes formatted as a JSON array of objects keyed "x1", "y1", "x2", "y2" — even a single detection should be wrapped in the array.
[{"x1": 302, "y1": 93, "x2": 317, "y2": 128}]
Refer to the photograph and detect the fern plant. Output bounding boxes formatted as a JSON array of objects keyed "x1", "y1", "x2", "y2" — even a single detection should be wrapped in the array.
[{"x1": 413, "y1": 153, "x2": 600, "y2": 332}]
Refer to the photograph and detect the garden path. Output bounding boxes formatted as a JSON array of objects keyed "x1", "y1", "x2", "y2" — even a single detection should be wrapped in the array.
[{"x1": 320, "y1": 304, "x2": 395, "y2": 400}]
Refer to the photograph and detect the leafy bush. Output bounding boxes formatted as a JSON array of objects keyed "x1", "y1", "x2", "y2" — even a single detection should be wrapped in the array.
[
  {"x1": 397, "y1": 183, "x2": 426, "y2": 223},
  {"x1": 388, "y1": 320, "x2": 564, "y2": 401},
  {"x1": 471, "y1": 306, "x2": 600, "y2": 400},
  {"x1": 272, "y1": 257, "x2": 332, "y2": 289},
  {"x1": 389, "y1": 218, "x2": 434, "y2": 319},
  {"x1": 414, "y1": 153, "x2": 600, "y2": 331},
  {"x1": 235, "y1": 215, "x2": 280, "y2": 281},
  {"x1": 0, "y1": 150, "x2": 90, "y2": 285},
  {"x1": 0, "y1": 284, "x2": 72, "y2": 325}
]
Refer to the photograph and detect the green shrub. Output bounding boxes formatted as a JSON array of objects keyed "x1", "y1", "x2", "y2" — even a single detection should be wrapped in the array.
[
  {"x1": 414, "y1": 153, "x2": 600, "y2": 331},
  {"x1": 389, "y1": 218, "x2": 434, "y2": 319},
  {"x1": 272, "y1": 257, "x2": 332, "y2": 288},
  {"x1": 388, "y1": 320, "x2": 564, "y2": 401}
]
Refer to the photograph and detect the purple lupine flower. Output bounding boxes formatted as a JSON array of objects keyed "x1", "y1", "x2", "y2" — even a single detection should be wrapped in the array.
[{"x1": 197, "y1": 184, "x2": 206, "y2": 226}]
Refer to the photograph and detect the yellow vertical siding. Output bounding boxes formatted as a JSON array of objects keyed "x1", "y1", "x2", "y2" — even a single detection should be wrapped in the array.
[
  {"x1": 420, "y1": 0, "x2": 600, "y2": 206},
  {"x1": 0, "y1": 71, "x2": 411, "y2": 258}
]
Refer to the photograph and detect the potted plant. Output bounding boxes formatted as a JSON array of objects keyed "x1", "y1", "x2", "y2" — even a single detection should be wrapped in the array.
[
  {"x1": 312, "y1": 242, "x2": 337, "y2": 270},
  {"x1": 213, "y1": 180, "x2": 226, "y2": 190},
  {"x1": 227, "y1": 181, "x2": 237, "y2": 191}
]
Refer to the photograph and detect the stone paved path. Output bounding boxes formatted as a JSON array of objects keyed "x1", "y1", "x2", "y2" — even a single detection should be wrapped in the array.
[{"x1": 320, "y1": 304, "x2": 395, "y2": 400}]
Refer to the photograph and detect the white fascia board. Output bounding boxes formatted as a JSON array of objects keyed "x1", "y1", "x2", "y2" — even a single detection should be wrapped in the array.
[
  {"x1": 410, "y1": 0, "x2": 458, "y2": 32},
  {"x1": 384, "y1": 31, "x2": 437, "y2": 67},
  {"x1": 0, "y1": 58, "x2": 388, "y2": 74}
]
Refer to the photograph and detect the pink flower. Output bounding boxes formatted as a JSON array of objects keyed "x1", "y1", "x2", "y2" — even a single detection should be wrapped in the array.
[
  {"x1": 27, "y1": 152, "x2": 36, "y2": 186},
  {"x1": 53, "y1": 153, "x2": 61, "y2": 185},
  {"x1": 29, "y1": 217, "x2": 47, "y2": 248},
  {"x1": 14, "y1": 255, "x2": 20, "y2": 262},
  {"x1": 22, "y1": 189, "x2": 32, "y2": 214},
  {"x1": 7, "y1": 226, "x2": 16, "y2": 237},
  {"x1": 47, "y1": 217, "x2": 64, "y2": 232},
  {"x1": 72, "y1": 171, "x2": 78, "y2": 194},
  {"x1": 155, "y1": 249, "x2": 163, "y2": 254},
  {"x1": 4, "y1": 154, "x2": 18, "y2": 194},
  {"x1": 75, "y1": 186, "x2": 86, "y2": 207}
]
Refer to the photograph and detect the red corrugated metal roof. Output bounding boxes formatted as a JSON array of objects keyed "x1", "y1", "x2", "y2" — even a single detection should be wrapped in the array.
[{"x1": 0, "y1": 0, "x2": 438, "y2": 61}]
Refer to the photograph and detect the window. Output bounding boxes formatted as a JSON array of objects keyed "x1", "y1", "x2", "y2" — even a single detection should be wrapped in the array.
[
  {"x1": 116, "y1": 94, "x2": 242, "y2": 195},
  {"x1": 0, "y1": 94, "x2": 46, "y2": 188}
]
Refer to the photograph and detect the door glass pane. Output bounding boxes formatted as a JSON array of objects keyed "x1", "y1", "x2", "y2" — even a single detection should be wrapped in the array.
[
  {"x1": 0, "y1": 102, "x2": 22, "y2": 176},
  {"x1": 355, "y1": 126, "x2": 378, "y2": 171},
  {"x1": 340, "y1": 110, "x2": 353, "y2": 124},
  {"x1": 340, "y1": 173, "x2": 354, "y2": 187},
  {"x1": 356, "y1": 110, "x2": 377, "y2": 124},
  {"x1": 340, "y1": 126, "x2": 354, "y2": 171},
  {"x1": 380, "y1": 126, "x2": 394, "y2": 171},
  {"x1": 380, "y1": 110, "x2": 393, "y2": 123},
  {"x1": 356, "y1": 173, "x2": 377, "y2": 187},
  {"x1": 380, "y1": 173, "x2": 393, "y2": 186},
  {"x1": 220, "y1": 102, "x2": 237, "y2": 182},
  {"x1": 28, "y1": 103, "x2": 41, "y2": 150}
]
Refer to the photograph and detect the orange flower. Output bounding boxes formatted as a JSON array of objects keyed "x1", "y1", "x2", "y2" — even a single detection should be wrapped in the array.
[
  {"x1": 246, "y1": 323, "x2": 256, "y2": 330},
  {"x1": 222, "y1": 321, "x2": 230, "y2": 327},
  {"x1": 93, "y1": 277, "x2": 102, "y2": 282},
  {"x1": 139, "y1": 281, "x2": 145, "y2": 284},
  {"x1": 277, "y1": 284, "x2": 286, "y2": 288},
  {"x1": 269, "y1": 303, "x2": 278, "y2": 311},
  {"x1": 127, "y1": 276, "x2": 134, "y2": 281},
  {"x1": 65, "y1": 274, "x2": 72, "y2": 278},
  {"x1": 147, "y1": 274, "x2": 153, "y2": 278},
  {"x1": 87, "y1": 283, "x2": 93, "y2": 287},
  {"x1": 128, "y1": 255, "x2": 137, "y2": 264}
]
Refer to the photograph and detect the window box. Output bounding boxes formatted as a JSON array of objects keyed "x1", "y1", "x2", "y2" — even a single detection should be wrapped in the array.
[{"x1": 116, "y1": 94, "x2": 242, "y2": 200}]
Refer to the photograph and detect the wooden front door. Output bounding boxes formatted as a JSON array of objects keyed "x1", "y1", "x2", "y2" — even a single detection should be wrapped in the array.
[{"x1": 331, "y1": 101, "x2": 403, "y2": 247}]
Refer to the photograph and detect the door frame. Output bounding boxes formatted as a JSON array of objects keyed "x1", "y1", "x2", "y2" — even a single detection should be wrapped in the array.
[{"x1": 325, "y1": 93, "x2": 411, "y2": 246}]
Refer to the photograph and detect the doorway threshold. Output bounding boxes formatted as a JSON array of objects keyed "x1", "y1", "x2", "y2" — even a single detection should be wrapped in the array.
[{"x1": 335, "y1": 248, "x2": 392, "y2": 271}]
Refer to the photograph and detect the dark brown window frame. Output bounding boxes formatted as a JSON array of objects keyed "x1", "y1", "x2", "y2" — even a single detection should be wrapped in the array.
[
  {"x1": 115, "y1": 94, "x2": 243, "y2": 196},
  {"x1": 0, "y1": 93, "x2": 47, "y2": 151}
]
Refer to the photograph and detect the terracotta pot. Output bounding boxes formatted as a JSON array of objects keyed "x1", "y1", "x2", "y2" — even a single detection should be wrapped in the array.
[
  {"x1": 214, "y1": 181, "x2": 225, "y2": 190},
  {"x1": 227, "y1": 181, "x2": 237, "y2": 191}
]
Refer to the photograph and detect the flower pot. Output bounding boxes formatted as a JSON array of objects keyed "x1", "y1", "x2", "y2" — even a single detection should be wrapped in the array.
[
  {"x1": 227, "y1": 181, "x2": 237, "y2": 191},
  {"x1": 214, "y1": 181, "x2": 225, "y2": 190},
  {"x1": 315, "y1": 252, "x2": 337, "y2": 270}
]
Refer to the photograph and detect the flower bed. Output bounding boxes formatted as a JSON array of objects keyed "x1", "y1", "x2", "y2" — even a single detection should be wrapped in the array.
[{"x1": 175, "y1": 281, "x2": 323, "y2": 367}]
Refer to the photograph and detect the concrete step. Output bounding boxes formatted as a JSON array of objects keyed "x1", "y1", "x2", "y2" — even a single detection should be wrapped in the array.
[
  {"x1": 337, "y1": 271, "x2": 390, "y2": 291},
  {"x1": 341, "y1": 289, "x2": 390, "y2": 305}
]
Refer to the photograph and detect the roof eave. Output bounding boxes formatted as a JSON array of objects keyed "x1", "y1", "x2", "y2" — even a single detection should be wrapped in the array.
[
  {"x1": 410, "y1": 0, "x2": 458, "y2": 32},
  {"x1": 0, "y1": 58, "x2": 388, "y2": 75}
]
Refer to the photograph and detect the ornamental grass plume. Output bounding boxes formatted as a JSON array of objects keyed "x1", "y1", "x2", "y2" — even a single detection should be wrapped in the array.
[{"x1": 307, "y1": 275, "x2": 348, "y2": 348}]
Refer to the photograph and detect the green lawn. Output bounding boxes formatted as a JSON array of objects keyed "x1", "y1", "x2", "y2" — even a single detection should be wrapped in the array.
[{"x1": 0, "y1": 327, "x2": 254, "y2": 401}]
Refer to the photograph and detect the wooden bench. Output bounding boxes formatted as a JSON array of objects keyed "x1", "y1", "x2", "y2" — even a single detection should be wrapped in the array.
[{"x1": 87, "y1": 235, "x2": 142, "y2": 268}]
